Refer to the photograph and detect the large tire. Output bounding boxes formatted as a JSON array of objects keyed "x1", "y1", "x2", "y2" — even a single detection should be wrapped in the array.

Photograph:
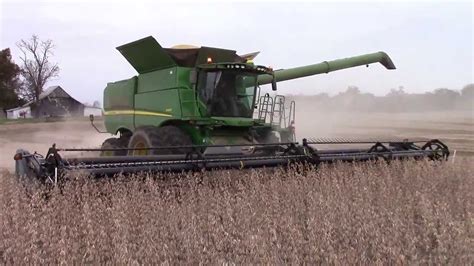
[
  {"x1": 101, "y1": 138, "x2": 128, "y2": 156},
  {"x1": 127, "y1": 126, "x2": 192, "y2": 156}
]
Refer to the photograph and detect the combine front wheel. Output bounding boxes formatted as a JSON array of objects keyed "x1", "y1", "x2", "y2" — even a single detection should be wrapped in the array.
[
  {"x1": 101, "y1": 138, "x2": 127, "y2": 156},
  {"x1": 127, "y1": 126, "x2": 192, "y2": 155}
]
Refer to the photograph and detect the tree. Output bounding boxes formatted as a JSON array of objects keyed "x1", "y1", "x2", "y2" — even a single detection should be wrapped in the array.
[
  {"x1": 343, "y1": 86, "x2": 361, "y2": 96},
  {"x1": 431, "y1": 88, "x2": 461, "y2": 110},
  {"x1": 387, "y1": 86, "x2": 406, "y2": 97},
  {"x1": 93, "y1": 100, "x2": 101, "y2": 108},
  {"x1": 0, "y1": 48, "x2": 23, "y2": 109},
  {"x1": 461, "y1": 83, "x2": 474, "y2": 98},
  {"x1": 17, "y1": 35, "x2": 59, "y2": 102},
  {"x1": 459, "y1": 83, "x2": 474, "y2": 110}
]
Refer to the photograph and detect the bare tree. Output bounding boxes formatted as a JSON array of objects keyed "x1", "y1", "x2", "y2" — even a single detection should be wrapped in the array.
[{"x1": 17, "y1": 35, "x2": 59, "y2": 102}]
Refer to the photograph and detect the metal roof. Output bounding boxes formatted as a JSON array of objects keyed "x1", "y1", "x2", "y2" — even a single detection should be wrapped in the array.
[
  {"x1": 38, "y1": 85, "x2": 61, "y2": 100},
  {"x1": 11, "y1": 85, "x2": 83, "y2": 109},
  {"x1": 6, "y1": 105, "x2": 30, "y2": 112}
]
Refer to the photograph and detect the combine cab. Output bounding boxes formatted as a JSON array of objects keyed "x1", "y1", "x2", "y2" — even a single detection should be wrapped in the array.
[{"x1": 14, "y1": 36, "x2": 449, "y2": 181}]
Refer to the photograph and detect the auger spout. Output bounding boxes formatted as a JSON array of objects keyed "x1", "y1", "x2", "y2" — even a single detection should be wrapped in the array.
[{"x1": 257, "y1": 51, "x2": 396, "y2": 85}]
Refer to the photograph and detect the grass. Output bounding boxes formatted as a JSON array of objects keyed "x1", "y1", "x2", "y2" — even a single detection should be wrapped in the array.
[{"x1": 0, "y1": 159, "x2": 472, "y2": 264}]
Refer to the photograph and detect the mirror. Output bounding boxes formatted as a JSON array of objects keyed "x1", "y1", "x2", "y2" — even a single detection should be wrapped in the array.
[{"x1": 271, "y1": 74, "x2": 277, "y2": 91}]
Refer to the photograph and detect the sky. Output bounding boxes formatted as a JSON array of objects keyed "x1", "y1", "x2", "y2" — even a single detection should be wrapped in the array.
[{"x1": 0, "y1": 0, "x2": 473, "y2": 104}]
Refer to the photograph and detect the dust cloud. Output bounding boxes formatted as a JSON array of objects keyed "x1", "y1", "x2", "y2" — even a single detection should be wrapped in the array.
[
  {"x1": 0, "y1": 120, "x2": 110, "y2": 171},
  {"x1": 293, "y1": 100, "x2": 474, "y2": 155},
  {"x1": 288, "y1": 84, "x2": 473, "y2": 141}
]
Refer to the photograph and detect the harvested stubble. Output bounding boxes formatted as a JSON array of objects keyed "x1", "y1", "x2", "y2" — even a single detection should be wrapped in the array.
[{"x1": 0, "y1": 159, "x2": 472, "y2": 264}]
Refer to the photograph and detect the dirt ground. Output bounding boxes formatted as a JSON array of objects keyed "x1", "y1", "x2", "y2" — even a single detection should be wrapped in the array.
[{"x1": 0, "y1": 110, "x2": 472, "y2": 172}]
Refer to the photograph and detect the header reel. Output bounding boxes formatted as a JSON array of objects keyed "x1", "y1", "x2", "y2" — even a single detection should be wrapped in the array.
[{"x1": 14, "y1": 138, "x2": 449, "y2": 184}]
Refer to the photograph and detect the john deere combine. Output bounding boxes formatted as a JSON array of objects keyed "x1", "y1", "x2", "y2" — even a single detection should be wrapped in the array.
[{"x1": 14, "y1": 36, "x2": 449, "y2": 181}]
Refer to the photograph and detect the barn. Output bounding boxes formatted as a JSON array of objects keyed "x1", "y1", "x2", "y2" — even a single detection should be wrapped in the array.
[
  {"x1": 26, "y1": 86, "x2": 84, "y2": 118},
  {"x1": 6, "y1": 86, "x2": 84, "y2": 119}
]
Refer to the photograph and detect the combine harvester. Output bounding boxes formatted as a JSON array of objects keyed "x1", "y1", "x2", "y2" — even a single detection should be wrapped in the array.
[{"x1": 14, "y1": 36, "x2": 449, "y2": 182}]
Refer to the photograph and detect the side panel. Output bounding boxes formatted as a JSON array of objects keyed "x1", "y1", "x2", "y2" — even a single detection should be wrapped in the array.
[
  {"x1": 103, "y1": 77, "x2": 137, "y2": 134},
  {"x1": 134, "y1": 67, "x2": 179, "y2": 128},
  {"x1": 134, "y1": 89, "x2": 182, "y2": 128},
  {"x1": 137, "y1": 67, "x2": 177, "y2": 93},
  {"x1": 179, "y1": 89, "x2": 199, "y2": 117},
  {"x1": 176, "y1": 67, "x2": 200, "y2": 118}
]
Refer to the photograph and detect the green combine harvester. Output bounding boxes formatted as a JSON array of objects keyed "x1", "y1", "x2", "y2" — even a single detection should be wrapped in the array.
[{"x1": 14, "y1": 36, "x2": 449, "y2": 181}]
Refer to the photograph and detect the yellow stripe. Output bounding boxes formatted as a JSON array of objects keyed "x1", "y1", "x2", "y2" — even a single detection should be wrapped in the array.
[
  {"x1": 104, "y1": 110, "x2": 134, "y2": 115},
  {"x1": 104, "y1": 110, "x2": 172, "y2": 117},
  {"x1": 135, "y1": 110, "x2": 173, "y2": 117}
]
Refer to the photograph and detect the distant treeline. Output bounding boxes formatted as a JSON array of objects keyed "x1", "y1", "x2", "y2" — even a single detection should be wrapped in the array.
[{"x1": 287, "y1": 84, "x2": 473, "y2": 112}]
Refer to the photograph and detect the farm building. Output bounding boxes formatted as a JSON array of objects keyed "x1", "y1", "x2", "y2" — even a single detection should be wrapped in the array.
[
  {"x1": 6, "y1": 106, "x2": 32, "y2": 119},
  {"x1": 5, "y1": 86, "x2": 105, "y2": 119},
  {"x1": 29, "y1": 86, "x2": 84, "y2": 118},
  {"x1": 6, "y1": 86, "x2": 85, "y2": 119}
]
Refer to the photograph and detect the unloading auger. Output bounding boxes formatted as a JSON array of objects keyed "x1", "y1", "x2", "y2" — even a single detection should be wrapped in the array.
[{"x1": 13, "y1": 36, "x2": 449, "y2": 182}]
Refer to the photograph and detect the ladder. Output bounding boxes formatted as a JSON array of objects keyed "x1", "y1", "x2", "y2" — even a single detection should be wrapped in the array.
[
  {"x1": 271, "y1": 95, "x2": 286, "y2": 128},
  {"x1": 256, "y1": 94, "x2": 296, "y2": 140},
  {"x1": 257, "y1": 93, "x2": 273, "y2": 123}
]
